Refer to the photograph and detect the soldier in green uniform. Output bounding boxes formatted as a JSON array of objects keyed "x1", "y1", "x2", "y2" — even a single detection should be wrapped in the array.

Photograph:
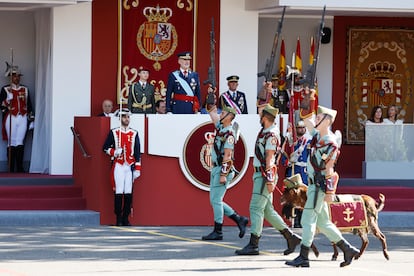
[
  {"x1": 286, "y1": 89, "x2": 359, "y2": 267},
  {"x1": 202, "y1": 94, "x2": 249, "y2": 240},
  {"x1": 128, "y1": 67, "x2": 155, "y2": 114},
  {"x1": 235, "y1": 102, "x2": 301, "y2": 255}
]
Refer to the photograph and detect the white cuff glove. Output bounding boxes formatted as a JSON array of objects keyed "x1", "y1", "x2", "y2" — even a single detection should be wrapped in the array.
[
  {"x1": 6, "y1": 92, "x2": 13, "y2": 101},
  {"x1": 133, "y1": 170, "x2": 141, "y2": 180},
  {"x1": 114, "y1": 148, "x2": 123, "y2": 157}
]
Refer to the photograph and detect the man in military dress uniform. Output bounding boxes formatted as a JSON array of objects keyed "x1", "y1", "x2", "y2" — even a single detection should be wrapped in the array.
[
  {"x1": 235, "y1": 101, "x2": 301, "y2": 255},
  {"x1": 128, "y1": 67, "x2": 155, "y2": 114},
  {"x1": 218, "y1": 75, "x2": 248, "y2": 114},
  {"x1": 286, "y1": 89, "x2": 359, "y2": 268},
  {"x1": 165, "y1": 52, "x2": 201, "y2": 114},
  {"x1": 202, "y1": 93, "x2": 249, "y2": 240},
  {"x1": 270, "y1": 74, "x2": 290, "y2": 114},
  {"x1": 103, "y1": 109, "x2": 141, "y2": 226},
  {"x1": 280, "y1": 119, "x2": 311, "y2": 227},
  {"x1": 0, "y1": 64, "x2": 34, "y2": 172}
]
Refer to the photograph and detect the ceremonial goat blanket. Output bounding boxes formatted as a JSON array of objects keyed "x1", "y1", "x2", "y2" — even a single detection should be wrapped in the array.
[{"x1": 328, "y1": 194, "x2": 368, "y2": 230}]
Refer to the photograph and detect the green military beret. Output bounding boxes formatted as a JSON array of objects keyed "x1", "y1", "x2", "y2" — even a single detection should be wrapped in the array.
[{"x1": 222, "y1": 105, "x2": 237, "y2": 116}]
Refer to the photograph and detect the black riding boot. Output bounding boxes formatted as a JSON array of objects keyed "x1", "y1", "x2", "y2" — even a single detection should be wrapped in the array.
[
  {"x1": 202, "y1": 222, "x2": 223, "y2": 240},
  {"x1": 235, "y1": 233, "x2": 260, "y2": 255},
  {"x1": 285, "y1": 245, "x2": 310, "y2": 267},
  {"x1": 280, "y1": 228, "x2": 302, "y2": 255},
  {"x1": 229, "y1": 212, "x2": 249, "y2": 238},
  {"x1": 336, "y1": 239, "x2": 359, "y2": 267},
  {"x1": 7, "y1": 146, "x2": 16, "y2": 172},
  {"x1": 114, "y1": 194, "x2": 123, "y2": 226},
  {"x1": 15, "y1": 145, "x2": 25, "y2": 172},
  {"x1": 122, "y1": 193, "x2": 132, "y2": 226}
]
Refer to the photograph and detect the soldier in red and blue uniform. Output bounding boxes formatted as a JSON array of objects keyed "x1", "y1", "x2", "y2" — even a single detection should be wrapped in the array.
[
  {"x1": 0, "y1": 64, "x2": 34, "y2": 172},
  {"x1": 165, "y1": 52, "x2": 201, "y2": 114},
  {"x1": 103, "y1": 109, "x2": 141, "y2": 226}
]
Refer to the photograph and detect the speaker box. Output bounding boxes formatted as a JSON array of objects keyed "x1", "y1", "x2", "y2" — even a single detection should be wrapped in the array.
[{"x1": 321, "y1": 27, "x2": 331, "y2": 44}]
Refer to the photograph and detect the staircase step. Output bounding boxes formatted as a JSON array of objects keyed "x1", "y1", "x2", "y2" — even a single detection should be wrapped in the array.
[
  {"x1": 0, "y1": 198, "x2": 86, "y2": 210},
  {"x1": 0, "y1": 185, "x2": 83, "y2": 198},
  {"x1": 0, "y1": 210, "x2": 100, "y2": 226},
  {"x1": 337, "y1": 186, "x2": 414, "y2": 199}
]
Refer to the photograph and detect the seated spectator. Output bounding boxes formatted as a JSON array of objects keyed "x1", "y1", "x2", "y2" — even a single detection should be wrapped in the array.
[
  {"x1": 98, "y1": 99, "x2": 114, "y2": 117},
  {"x1": 366, "y1": 105, "x2": 384, "y2": 125},
  {"x1": 383, "y1": 104, "x2": 403, "y2": 124},
  {"x1": 155, "y1": 99, "x2": 166, "y2": 114}
]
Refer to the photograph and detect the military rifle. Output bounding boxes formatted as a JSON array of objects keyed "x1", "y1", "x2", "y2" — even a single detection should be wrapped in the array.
[
  {"x1": 258, "y1": 6, "x2": 286, "y2": 82},
  {"x1": 203, "y1": 17, "x2": 217, "y2": 105},
  {"x1": 257, "y1": 6, "x2": 286, "y2": 103},
  {"x1": 300, "y1": 5, "x2": 326, "y2": 89}
]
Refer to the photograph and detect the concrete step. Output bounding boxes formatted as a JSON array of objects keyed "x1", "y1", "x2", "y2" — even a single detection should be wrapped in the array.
[
  {"x1": 378, "y1": 212, "x2": 414, "y2": 228},
  {"x1": 0, "y1": 210, "x2": 100, "y2": 226}
]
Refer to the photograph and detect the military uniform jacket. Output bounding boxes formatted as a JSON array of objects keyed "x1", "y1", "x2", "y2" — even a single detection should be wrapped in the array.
[
  {"x1": 211, "y1": 121, "x2": 235, "y2": 166},
  {"x1": 166, "y1": 70, "x2": 201, "y2": 114},
  {"x1": 307, "y1": 128, "x2": 339, "y2": 184},
  {"x1": 0, "y1": 84, "x2": 33, "y2": 116},
  {"x1": 103, "y1": 127, "x2": 141, "y2": 166},
  {"x1": 253, "y1": 124, "x2": 280, "y2": 168},
  {"x1": 218, "y1": 90, "x2": 248, "y2": 114},
  {"x1": 127, "y1": 82, "x2": 155, "y2": 114}
]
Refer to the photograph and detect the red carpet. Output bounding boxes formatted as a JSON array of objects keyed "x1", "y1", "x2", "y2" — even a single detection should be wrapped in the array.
[
  {"x1": 337, "y1": 186, "x2": 414, "y2": 212},
  {"x1": 0, "y1": 174, "x2": 86, "y2": 210}
]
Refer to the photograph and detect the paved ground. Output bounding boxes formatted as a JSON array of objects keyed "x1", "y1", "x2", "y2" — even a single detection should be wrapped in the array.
[{"x1": 0, "y1": 226, "x2": 412, "y2": 275}]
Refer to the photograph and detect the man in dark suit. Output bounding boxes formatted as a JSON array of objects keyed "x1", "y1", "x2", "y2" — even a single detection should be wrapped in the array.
[
  {"x1": 218, "y1": 75, "x2": 248, "y2": 114},
  {"x1": 128, "y1": 67, "x2": 155, "y2": 114},
  {"x1": 165, "y1": 52, "x2": 201, "y2": 114},
  {"x1": 97, "y1": 99, "x2": 114, "y2": 117}
]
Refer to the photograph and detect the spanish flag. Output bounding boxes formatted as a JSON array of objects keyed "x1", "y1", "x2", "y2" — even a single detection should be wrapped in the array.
[
  {"x1": 309, "y1": 36, "x2": 319, "y2": 107},
  {"x1": 295, "y1": 37, "x2": 302, "y2": 74},
  {"x1": 309, "y1": 36, "x2": 315, "y2": 65},
  {"x1": 278, "y1": 39, "x2": 286, "y2": 90}
]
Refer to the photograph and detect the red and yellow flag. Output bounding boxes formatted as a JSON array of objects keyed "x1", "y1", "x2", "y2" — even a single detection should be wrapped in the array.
[
  {"x1": 295, "y1": 37, "x2": 302, "y2": 74},
  {"x1": 278, "y1": 39, "x2": 286, "y2": 90},
  {"x1": 309, "y1": 36, "x2": 315, "y2": 65}
]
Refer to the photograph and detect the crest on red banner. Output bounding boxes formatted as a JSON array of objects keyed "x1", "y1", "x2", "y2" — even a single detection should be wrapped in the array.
[
  {"x1": 118, "y1": 1, "x2": 196, "y2": 104},
  {"x1": 180, "y1": 122, "x2": 249, "y2": 191},
  {"x1": 328, "y1": 195, "x2": 368, "y2": 230}
]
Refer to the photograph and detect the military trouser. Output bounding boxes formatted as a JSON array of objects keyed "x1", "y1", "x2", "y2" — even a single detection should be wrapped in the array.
[
  {"x1": 209, "y1": 166, "x2": 235, "y2": 223},
  {"x1": 300, "y1": 183, "x2": 343, "y2": 247},
  {"x1": 249, "y1": 171, "x2": 288, "y2": 236}
]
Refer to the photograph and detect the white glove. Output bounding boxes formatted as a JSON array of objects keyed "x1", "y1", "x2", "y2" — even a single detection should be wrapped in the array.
[
  {"x1": 133, "y1": 170, "x2": 141, "y2": 180},
  {"x1": 114, "y1": 148, "x2": 123, "y2": 157},
  {"x1": 6, "y1": 92, "x2": 13, "y2": 101}
]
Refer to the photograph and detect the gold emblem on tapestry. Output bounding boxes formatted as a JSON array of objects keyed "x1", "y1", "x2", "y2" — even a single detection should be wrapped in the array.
[{"x1": 137, "y1": 5, "x2": 178, "y2": 71}]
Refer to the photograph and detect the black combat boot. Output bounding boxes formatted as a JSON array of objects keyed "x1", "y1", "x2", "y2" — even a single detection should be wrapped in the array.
[
  {"x1": 280, "y1": 228, "x2": 302, "y2": 255},
  {"x1": 7, "y1": 146, "x2": 16, "y2": 172},
  {"x1": 235, "y1": 233, "x2": 260, "y2": 255},
  {"x1": 202, "y1": 222, "x2": 223, "y2": 240},
  {"x1": 285, "y1": 245, "x2": 310, "y2": 267},
  {"x1": 336, "y1": 239, "x2": 359, "y2": 267},
  {"x1": 114, "y1": 194, "x2": 123, "y2": 226},
  {"x1": 122, "y1": 193, "x2": 132, "y2": 226},
  {"x1": 229, "y1": 212, "x2": 249, "y2": 238},
  {"x1": 15, "y1": 145, "x2": 25, "y2": 172}
]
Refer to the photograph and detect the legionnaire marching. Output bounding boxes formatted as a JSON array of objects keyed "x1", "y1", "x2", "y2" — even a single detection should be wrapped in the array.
[
  {"x1": 285, "y1": 89, "x2": 359, "y2": 267},
  {"x1": 235, "y1": 101, "x2": 302, "y2": 256},
  {"x1": 202, "y1": 91, "x2": 249, "y2": 240},
  {"x1": 103, "y1": 108, "x2": 141, "y2": 226}
]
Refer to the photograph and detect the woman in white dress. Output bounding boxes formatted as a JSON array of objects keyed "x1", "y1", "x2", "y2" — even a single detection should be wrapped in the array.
[{"x1": 383, "y1": 104, "x2": 403, "y2": 124}]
